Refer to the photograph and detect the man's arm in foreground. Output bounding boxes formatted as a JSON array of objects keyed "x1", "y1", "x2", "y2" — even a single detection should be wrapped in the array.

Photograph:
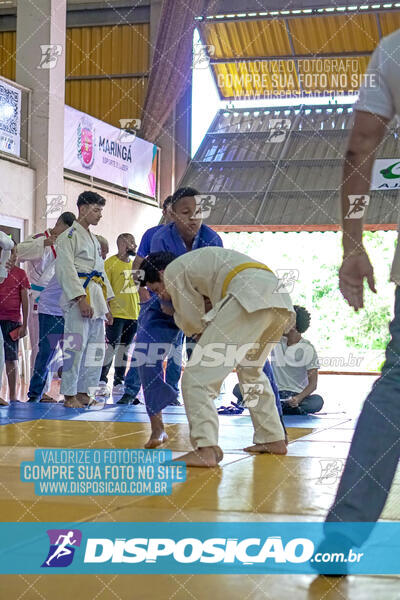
[{"x1": 339, "y1": 110, "x2": 388, "y2": 311}]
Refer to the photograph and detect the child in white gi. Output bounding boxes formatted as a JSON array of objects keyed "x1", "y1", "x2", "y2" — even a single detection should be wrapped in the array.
[
  {"x1": 140, "y1": 247, "x2": 295, "y2": 467},
  {"x1": 16, "y1": 212, "x2": 75, "y2": 370},
  {"x1": 55, "y1": 192, "x2": 114, "y2": 408}
]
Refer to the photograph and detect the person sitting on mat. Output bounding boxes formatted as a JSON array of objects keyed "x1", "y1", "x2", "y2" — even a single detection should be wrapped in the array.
[
  {"x1": 270, "y1": 305, "x2": 324, "y2": 415},
  {"x1": 139, "y1": 247, "x2": 295, "y2": 467}
]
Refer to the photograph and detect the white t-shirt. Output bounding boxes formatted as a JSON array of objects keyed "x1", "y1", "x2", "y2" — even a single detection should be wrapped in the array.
[
  {"x1": 271, "y1": 337, "x2": 320, "y2": 395},
  {"x1": 356, "y1": 29, "x2": 400, "y2": 121},
  {"x1": 355, "y1": 29, "x2": 400, "y2": 283}
]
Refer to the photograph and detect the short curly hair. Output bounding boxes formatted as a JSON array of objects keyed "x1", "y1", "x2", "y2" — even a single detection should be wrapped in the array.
[
  {"x1": 293, "y1": 305, "x2": 311, "y2": 333},
  {"x1": 140, "y1": 251, "x2": 177, "y2": 286}
]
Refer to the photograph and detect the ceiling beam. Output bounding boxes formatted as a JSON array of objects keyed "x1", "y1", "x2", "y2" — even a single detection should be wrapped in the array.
[
  {"x1": 0, "y1": 3, "x2": 150, "y2": 31},
  {"x1": 211, "y1": 223, "x2": 398, "y2": 232},
  {"x1": 210, "y1": 51, "x2": 372, "y2": 63},
  {"x1": 203, "y1": 0, "x2": 393, "y2": 12},
  {"x1": 197, "y1": 3, "x2": 400, "y2": 22},
  {"x1": 66, "y1": 72, "x2": 149, "y2": 80}
]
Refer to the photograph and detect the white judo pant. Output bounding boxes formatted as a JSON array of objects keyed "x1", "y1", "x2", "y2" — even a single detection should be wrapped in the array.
[
  {"x1": 181, "y1": 296, "x2": 292, "y2": 449},
  {"x1": 60, "y1": 302, "x2": 105, "y2": 396}
]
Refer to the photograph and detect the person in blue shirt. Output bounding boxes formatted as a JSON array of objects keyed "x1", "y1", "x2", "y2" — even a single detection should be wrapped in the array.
[
  {"x1": 118, "y1": 196, "x2": 182, "y2": 404},
  {"x1": 135, "y1": 195, "x2": 173, "y2": 259},
  {"x1": 123, "y1": 187, "x2": 223, "y2": 449}
]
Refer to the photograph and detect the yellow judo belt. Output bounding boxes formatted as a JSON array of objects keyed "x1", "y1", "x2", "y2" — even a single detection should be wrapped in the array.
[
  {"x1": 221, "y1": 262, "x2": 272, "y2": 298},
  {"x1": 78, "y1": 271, "x2": 107, "y2": 307}
]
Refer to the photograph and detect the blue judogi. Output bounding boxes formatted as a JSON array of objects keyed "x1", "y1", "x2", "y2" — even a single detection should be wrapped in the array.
[
  {"x1": 137, "y1": 224, "x2": 163, "y2": 258},
  {"x1": 128, "y1": 223, "x2": 223, "y2": 415},
  {"x1": 125, "y1": 223, "x2": 180, "y2": 398}
]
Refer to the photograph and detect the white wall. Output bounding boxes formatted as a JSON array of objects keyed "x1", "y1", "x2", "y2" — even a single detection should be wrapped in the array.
[
  {"x1": 63, "y1": 179, "x2": 161, "y2": 255},
  {"x1": 0, "y1": 159, "x2": 35, "y2": 237},
  {"x1": 0, "y1": 155, "x2": 161, "y2": 253}
]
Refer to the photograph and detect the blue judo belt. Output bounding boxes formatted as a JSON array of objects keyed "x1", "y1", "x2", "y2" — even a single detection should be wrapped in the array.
[{"x1": 31, "y1": 283, "x2": 45, "y2": 305}]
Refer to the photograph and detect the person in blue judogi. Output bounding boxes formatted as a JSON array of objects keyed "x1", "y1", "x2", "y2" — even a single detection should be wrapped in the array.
[
  {"x1": 118, "y1": 196, "x2": 182, "y2": 404},
  {"x1": 125, "y1": 187, "x2": 223, "y2": 448}
]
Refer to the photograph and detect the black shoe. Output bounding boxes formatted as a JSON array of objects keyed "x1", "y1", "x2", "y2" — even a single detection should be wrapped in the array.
[
  {"x1": 168, "y1": 397, "x2": 182, "y2": 406},
  {"x1": 117, "y1": 393, "x2": 140, "y2": 405},
  {"x1": 27, "y1": 397, "x2": 39, "y2": 403}
]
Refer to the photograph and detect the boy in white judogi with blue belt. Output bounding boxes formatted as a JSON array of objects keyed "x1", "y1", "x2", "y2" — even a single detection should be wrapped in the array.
[{"x1": 55, "y1": 192, "x2": 114, "y2": 408}]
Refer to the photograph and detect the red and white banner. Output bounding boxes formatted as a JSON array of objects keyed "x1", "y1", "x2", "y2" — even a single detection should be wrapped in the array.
[{"x1": 64, "y1": 106, "x2": 158, "y2": 199}]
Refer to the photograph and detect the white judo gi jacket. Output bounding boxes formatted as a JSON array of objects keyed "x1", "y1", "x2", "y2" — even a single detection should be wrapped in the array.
[
  {"x1": 17, "y1": 229, "x2": 57, "y2": 304},
  {"x1": 55, "y1": 222, "x2": 114, "y2": 319},
  {"x1": 163, "y1": 247, "x2": 295, "y2": 337}
]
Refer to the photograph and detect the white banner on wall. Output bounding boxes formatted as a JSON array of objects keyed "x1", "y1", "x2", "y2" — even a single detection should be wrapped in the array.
[
  {"x1": 371, "y1": 158, "x2": 400, "y2": 190},
  {"x1": 64, "y1": 105, "x2": 158, "y2": 199},
  {"x1": 0, "y1": 79, "x2": 21, "y2": 157}
]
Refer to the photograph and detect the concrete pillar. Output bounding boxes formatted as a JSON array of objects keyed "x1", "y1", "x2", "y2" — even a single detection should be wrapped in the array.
[{"x1": 16, "y1": 0, "x2": 66, "y2": 231}]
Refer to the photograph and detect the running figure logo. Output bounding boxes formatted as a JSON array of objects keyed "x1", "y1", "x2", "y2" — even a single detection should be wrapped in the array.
[
  {"x1": 38, "y1": 45, "x2": 63, "y2": 69},
  {"x1": 345, "y1": 195, "x2": 370, "y2": 219},
  {"x1": 274, "y1": 269, "x2": 299, "y2": 293},
  {"x1": 242, "y1": 383, "x2": 263, "y2": 408},
  {"x1": 42, "y1": 529, "x2": 82, "y2": 568},
  {"x1": 318, "y1": 460, "x2": 345, "y2": 485}
]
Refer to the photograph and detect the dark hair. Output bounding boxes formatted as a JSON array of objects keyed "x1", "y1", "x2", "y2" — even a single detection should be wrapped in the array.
[
  {"x1": 117, "y1": 232, "x2": 134, "y2": 244},
  {"x1": 77, "y1": 191, "x2": 106, "y2": 207},
  {"x1": 57, "y1": 212, "x2": 75, "y2": 227},
  {"x1": 171, "y1": 187, "x2": 199, "y2": 208},
  {"x1": 162, "y1": 195, "x2": 173, "y2": 210},
  {"x1": 139, "y1": 251, "x2": 177, "y2": 286},
  {"x1": 293, "y1": 305, "x2": 311, "y2": 334}
]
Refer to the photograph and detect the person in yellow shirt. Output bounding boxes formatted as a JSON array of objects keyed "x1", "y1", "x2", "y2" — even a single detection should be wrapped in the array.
[{"x1": 98, "y1": 233, "x2": 140, "y2": 401}]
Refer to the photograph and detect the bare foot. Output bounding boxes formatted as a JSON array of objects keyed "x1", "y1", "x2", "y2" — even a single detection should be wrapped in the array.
[
  {"x1": 40, "y1": 394, "x2": 58, "y2": 403},
  {"x1": 145, "y1": 431, "x2": 168, "y2": 449},
  {"x1": 174, "y1": 446, "x2": 223, "y2": 467},
  {"x1": 0, "y1": 397, "x2": 9, "y2": 406},
  {"x1": 64, "y1": 395, "x2": 84, "y2": 408},
  {"x1": 244, "y1": 440, "x2": 287, "y2": 455},
  {"x1": 145, "y1": 413, "x2": 168, "y2": 448},
  {"x1": 76, "y1": 393, "x2": 91, "y2": 405}
]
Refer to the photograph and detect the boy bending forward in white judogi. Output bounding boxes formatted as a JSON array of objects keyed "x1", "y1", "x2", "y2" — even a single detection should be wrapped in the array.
[
  {"x1": 55, "y1": 191, "x2": 114, "y2": 408},
  {"x1": 140, "y1": 247, "x2": 295, "y2": 467}
]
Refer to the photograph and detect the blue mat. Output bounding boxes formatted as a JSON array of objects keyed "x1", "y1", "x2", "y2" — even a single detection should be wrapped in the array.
[
  {"x1": 0, "y1": 402, "x2": 190, "y2": 425},
  {"x1": 0, "y1": 402, "x2": 350, "y2": 428}
]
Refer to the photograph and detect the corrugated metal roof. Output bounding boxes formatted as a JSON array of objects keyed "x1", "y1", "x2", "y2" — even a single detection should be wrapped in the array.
[
  {"x1": 0, "y1": 25, "x2": 149, "y2": 128},
  {"x1": 201, "y1": 13, "x2": 400, "y2": 98},
  {"x1": 180, "y1": 105, "x2": 400, "y2": 231}
]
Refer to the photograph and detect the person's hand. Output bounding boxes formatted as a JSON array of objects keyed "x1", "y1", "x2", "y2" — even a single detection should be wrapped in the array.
[
  {"x1": 78, "y1": 297, "x2": 94, "y2": 318},
  {"x1": 44, "y1": 233, "x2": 58, "y2": 247},
  {"x1": 105, "y1": 312, "x2": 113, "y2": 326},
  {"x1": 19, "y1": 325, "x2": 27, "y2": 338},
  {"x1": 339, "y1": 251, "x2": 376, "y2": 312},
  {"x1": 287, "y1": 395, "x2": 301, "y2": 408}
]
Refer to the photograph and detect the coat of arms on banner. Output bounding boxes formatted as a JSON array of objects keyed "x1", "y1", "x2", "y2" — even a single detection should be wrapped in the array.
[{"x1": 77, "y1": 117, "x2": 95, "y2": 169}]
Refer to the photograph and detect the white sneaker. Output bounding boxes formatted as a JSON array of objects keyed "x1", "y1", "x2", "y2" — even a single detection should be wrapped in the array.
[
  {"x1": 112, "y1": 383, "x2": 125, "y2": 395},
  {"x1": 95, "y1": 383, "x2": 111, "y2": 397}
]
